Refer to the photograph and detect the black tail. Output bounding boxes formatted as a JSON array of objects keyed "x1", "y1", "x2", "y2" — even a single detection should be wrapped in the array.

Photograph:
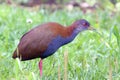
[{"x1": 12, "y1": 49, "x2": 17, "y2": 59}]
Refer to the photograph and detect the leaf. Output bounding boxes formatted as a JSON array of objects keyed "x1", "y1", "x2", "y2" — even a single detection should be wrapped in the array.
[{"x1": 113, "y1": 25, "x2": 120, "y2": 52}]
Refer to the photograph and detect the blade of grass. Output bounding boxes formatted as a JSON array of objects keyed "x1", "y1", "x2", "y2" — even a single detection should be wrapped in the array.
[
  {"x1": 64, "y1": 51, "x2": 68, "y2": 80},
  {"x1": 113, "y1": 25, "x2": 120, "y2": 52},
  {"x1": 58, "y1": 64, "x2": 61, "y2": 80}
]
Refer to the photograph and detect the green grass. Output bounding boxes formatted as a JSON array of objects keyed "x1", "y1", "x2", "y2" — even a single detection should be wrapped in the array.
[{"x1": 0, "y1": 4, "x2": 120, "y2": 80}]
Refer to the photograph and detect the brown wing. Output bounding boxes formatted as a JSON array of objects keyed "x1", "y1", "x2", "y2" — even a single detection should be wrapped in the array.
[{"x1": 12, "y1": 23, "x2": 64, "y2": 61}]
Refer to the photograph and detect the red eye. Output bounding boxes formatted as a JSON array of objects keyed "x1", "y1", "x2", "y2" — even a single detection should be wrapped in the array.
[{"x1": 83, "y1": 22, "x2": 87, "y2": 26}]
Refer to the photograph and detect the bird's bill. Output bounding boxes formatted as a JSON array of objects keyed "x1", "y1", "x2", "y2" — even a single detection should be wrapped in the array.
[{"x1": 88, "y1": 26, "x2": 95, "y2": 30}]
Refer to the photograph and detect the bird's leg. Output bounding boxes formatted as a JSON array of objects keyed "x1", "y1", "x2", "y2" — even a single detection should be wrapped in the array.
[{"x1": 39, "y1": 59, "x2": 42, "y2": 77}]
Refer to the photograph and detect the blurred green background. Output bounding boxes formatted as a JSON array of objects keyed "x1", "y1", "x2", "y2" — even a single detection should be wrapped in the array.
[{"x1": 0, "y1": 0, "x2": 120, "y2": 80}]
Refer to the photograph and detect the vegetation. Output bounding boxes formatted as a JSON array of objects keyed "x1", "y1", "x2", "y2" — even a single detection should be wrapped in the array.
[{"x1": 0, "y1": 3, "x2": 120, "y2": 80}]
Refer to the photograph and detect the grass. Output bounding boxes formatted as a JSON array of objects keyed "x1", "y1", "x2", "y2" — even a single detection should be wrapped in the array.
[{"x1": 0, "y1": 4, "x2": 120, "y2": 80}]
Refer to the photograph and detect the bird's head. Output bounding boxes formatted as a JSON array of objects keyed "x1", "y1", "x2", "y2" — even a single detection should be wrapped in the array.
[{"x1": 72, "y1": 19, "x2": 94, "y2": 33}]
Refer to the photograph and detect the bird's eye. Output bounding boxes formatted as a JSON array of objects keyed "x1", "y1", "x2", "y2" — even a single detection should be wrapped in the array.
[{"x1": 82, "y1": 22, "x2": 87, "y2": 26}]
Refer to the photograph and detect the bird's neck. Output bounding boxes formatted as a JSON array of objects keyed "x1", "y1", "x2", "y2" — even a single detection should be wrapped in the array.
[
  {"x1": 62, "y1": 25, "x2": 80, "y2": 43},
  {"x1": 66, "y1": 24, "x2": 80, "y2": 36}
]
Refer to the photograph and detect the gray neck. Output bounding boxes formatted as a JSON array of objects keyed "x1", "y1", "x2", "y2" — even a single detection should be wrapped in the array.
[{"x1": 63, "y1": 28, "x2": 83, "y2": 44}]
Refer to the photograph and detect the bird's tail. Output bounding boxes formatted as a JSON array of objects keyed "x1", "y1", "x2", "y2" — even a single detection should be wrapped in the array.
[
  {"x1": 12, "y1": 49, "x2": 17, "y2": 59},
  {"x1": 12, "y1": 47, "x2": 20, "y2": 59}
]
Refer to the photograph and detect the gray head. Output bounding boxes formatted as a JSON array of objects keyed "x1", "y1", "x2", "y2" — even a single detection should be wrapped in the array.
[{"x1": 72, "y1": 19, "x2": 93, "y2": 33}]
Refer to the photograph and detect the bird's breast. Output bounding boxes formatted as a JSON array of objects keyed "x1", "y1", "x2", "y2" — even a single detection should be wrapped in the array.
[{"x1": 41, "y1": 34, "x2": 76, "y2": 59}]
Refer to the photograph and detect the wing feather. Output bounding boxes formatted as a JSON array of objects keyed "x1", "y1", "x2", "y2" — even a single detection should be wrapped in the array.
[{"x1": 13, "y1": 23, "x2": 62, "y2": 60}]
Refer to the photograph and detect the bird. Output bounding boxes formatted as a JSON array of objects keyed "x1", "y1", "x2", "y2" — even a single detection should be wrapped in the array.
[{"x1": 12, "y1": 19, "x2": 94, "y2": 76}]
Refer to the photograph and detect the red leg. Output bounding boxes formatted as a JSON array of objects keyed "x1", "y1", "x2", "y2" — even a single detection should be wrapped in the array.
[{"x1": 39, "y1": 59, "x2": 42, "y2": 77}]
